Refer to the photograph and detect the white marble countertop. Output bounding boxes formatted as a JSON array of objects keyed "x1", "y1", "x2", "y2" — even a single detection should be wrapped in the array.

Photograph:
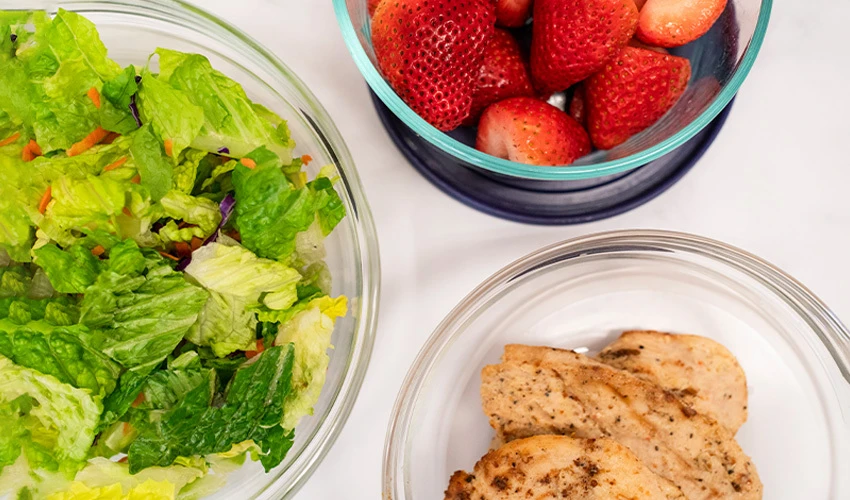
[{"x1": 195, "y1": 0, "x2": 850, "y2": 497}]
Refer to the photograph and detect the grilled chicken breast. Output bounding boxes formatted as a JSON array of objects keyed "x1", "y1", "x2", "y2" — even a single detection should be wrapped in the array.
[
  {"x1": 481, "y1": 345, "x2": 762, "y2": 499},
  {"x1": 445, "y1": 435, "x2": 685, "y2": 500},
  {"x1": 598, "y1": 330, "x2": 748, "y2": 433}
]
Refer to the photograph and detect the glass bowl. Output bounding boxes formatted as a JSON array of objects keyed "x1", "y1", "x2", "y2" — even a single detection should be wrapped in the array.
[
  {"x1": 385, "y1": 230, "x2": 850, "y2": 499},
  {"x1": 334, "y1": 0, "x2": 772, "y2": 181},
  {"x1": 10, "y1": 1, "x2": 380, "y2": 498}
]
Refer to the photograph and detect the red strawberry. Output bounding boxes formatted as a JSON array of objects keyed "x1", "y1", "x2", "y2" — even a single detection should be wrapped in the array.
[
  {"x1": 628, "y1": 38, "x2": 669, "y2": 54},
  {"x1": 531, "y1": 0, "x2": 639, "y2": 94},
  {"x1": 637, "y1": 0, "x2": 727, "y2": 48},
  {"x1": 633, "y1": 0, "x2": 647, "y2": 9},
  {"x1": 568, "y1": 84, "x2": 587, "y2": 127},
  {"x1": 476, "y1": 97, "x2": 591, "y2": 166},
  {"x1": 464, "y1": 29, "x2": 535, "y2": 127},
  {"x1": 585, "y1": 46, "x2": 691, "y2": 149},
  {"x1": 369, "y1": 0, "x2": 382, "y2": 16},
  {"x1": 496, "y1": 0, "x2": 534, "y2": 27},
  {"x1": 372, "y1": 0, "x2": 496, "y2": 131}
]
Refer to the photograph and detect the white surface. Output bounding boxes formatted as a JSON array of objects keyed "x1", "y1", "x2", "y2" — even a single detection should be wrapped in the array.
[{"x1": 193, "y1": 1, "x2": 850, "y2": 497}]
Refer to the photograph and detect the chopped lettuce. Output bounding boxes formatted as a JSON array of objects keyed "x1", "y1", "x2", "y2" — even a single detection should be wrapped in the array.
[
  {"x1": 187, "y1": 291, "x2": 257, "y2": 358},
  {"x1": 130, "y1": 124, "x2": 173, "y2": 201},
  {"x1": 136, "y1": 72, "x2": 204, "y2": 159},
  {"x1": 158, "y1": 190, "x2": 221, "y2": 242}
]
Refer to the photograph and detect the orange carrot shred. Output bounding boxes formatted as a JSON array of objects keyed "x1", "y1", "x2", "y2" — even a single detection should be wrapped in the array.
[
  {"x1": 301, "y1": 154, "x2": 313, "y2": 165},
  {"x1": 130, "y1": 174, "x2": 141, "y2": 184},
  {"x1": 190, "y1": 237, "x2": 204, "y2": 251},
  {"x1": 174, "y1": 241, "x2": 191, "y2": 258},
  {"x1": 101, "y1": 132, "x2": 120, "y2": 145},
  {"x1": 21, "y1": 140, "x2": 42, "y2": 162},
  {"x1": 67, "y1": 127, "x2": 109, "y2": 157},
  {"x1": 164, "y1": 139, "x2": 173, "y2": 157},
  {"x1": 91, "y1": 245, "x2": 106, "y2": 257},
  {"x1": 240, "y1": 158, "x2": 257, "y2": 169},
  {"x1": 103, "y1": 157, "x2": 128, "y2": 172},
  {"x1": 122, "y1": 207, "x2": 133, "y2": 217},
  {"x1": 117, "y1": 456, "x2": 129, "y2": 463},
  {"x1": 0, "y1": 132, "x2": 21, "y2": 147},
  {"x1": 87, "y1": 87, "x2": 101, "y2": 109},
  {"x1": 158, "y1": 250, "x2": 180, "y2": 262},
  {"x1": 37, "y1": 186, "x2": 52, "y2": 214},
  {"x1": 245, "y1": 338, "x2": 265, "y2": 359}
]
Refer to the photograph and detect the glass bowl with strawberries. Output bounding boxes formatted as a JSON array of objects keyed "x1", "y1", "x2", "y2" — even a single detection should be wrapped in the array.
[{"x1": 334, "y1": 0, "x2": 772, "y2": 223}]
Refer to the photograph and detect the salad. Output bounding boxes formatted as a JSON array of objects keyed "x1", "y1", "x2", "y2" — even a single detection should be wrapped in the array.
[{"x1": 0, "y1": 9, "x2": 348, "y2": 499}]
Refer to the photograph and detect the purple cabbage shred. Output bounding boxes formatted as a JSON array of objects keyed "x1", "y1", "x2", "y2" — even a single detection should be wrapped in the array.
[
  {"x1": 10, "y1": 34, "x2": 17, "y2": 43},
  {"x1": 129, "y1": 94, "x2": 142, "y2": 127},
  {"x1": 135, "y1": 75, "x2": 142, "y2": 84},
  {"x1": 202, "y1": 194, "x2": 237, "y2": 246},
  {"x1": 217, "y1": 147, "x2": 230, "y2": 155}
]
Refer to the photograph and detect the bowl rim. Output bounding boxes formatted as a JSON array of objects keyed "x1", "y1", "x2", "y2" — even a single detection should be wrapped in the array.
[
  {"x1": 334, "y1": 0, "x2": 773, "y2": 181},
  {"x1": 382, "y1": 229, "x2": 850, "y2": 499},
  {"x1": 12, "y1": 1, "x2": 382, "y2": 498}
]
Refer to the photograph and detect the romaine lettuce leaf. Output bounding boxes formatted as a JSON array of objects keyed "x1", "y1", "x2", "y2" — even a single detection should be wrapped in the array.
[
  {"x1": 127, "y1": 345, "x2": 295, "y2": 473},
  {"x1": 33, "y1": 243, "x2": 101, "y2": 294},
  {"x1": 184, "y1": 242, "x2": 300, "y2": 310},
  {"x1": 154, "y1": 49, "x2": 295, "y2": 163},
  {"x1": 130, "y1": 124, "x2": 172, "y2": 202},
  {"x1": 158, "y1": 190, "x2": 221, "y2": 242},
  {"x1": 0, "y1": 356, "x2": 101, "y2": 473},
  {"x1": 232, "y1": 147, "x2": 316, "y2": 262},
  {"x1": 139, "y1": 368, "x2": 215, "y2": 411},
  {"x1": 171, "y1": 149, "x2": 207, "y2": 194},
  {"x1": 39, "y1": 174, "x2": 127, "y2": 247},
  {"x1": 276, "y1": 296, "x2": 347, "y2": 430},
  {"x1": 45, "y1": 480, "x2": 176, "y2": 500},
  {"x1": 187, "y1": 291, "x2": 257, "y2": 358},
  {"x1": 136, "y1": 72, "x2": 204, "y2": 159}
]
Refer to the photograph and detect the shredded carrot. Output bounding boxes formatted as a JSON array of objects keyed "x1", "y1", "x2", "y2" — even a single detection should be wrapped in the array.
[
  {"x1": 301, "y1": 154, "x2": 313, "y2": 165},
  {"x1": 130, "y1": 174, "x2": 141, "y2": 184},
  {"x1": 87, "y1": 87, "x2": 101, "y2": 109},
  {"x1": 240, "y1": 158, "x2": 257, "y2": 169},
  {"x1": 132, "y1": 392, "x2": 145, "y2": 407},
  {"x1": 103, "y1": 157, "x2": 128, "y2": 172},
  {"x1": 225, "y1": 229, "x2": 241, "y2": 242},
  {"x1": 37, "y1": 186, "x2": 52, "y2": 214},
  {"x1": 158, "y1": 250, "x2": 180, "y2": 261},
  {"x1": 122, "y1": 207, "x2": 133, "y2": 217},
  {"x1": 21, "y1": 140, "x2": 42, "y2": 162},
  {"x1": 164, "y1": 139, "x2": 173, "y2": 157},
  {"x1": 67, "y1": 127, "x2": 109, "y2": 156},
  {"x1": 117, "y1": 456, "x2": 129, "y2": 463},
  {"x1": 177, "y1": 221, "x2": 197, "y2": 230},
  {"x1": 0, "y1": 132, "x2": 21, "y2": 147},
  {"x1": 174, "y1": 241, "x2": 191, "y2": 258},
  {"x1": 190, "y1": 236, "x2": 204, "y2": 251},
  {"x1": 91, "y1": 245, "x2": 106, "y2": 257},
  {"x1": 101, "y1": 132, "x2": 120, "y2": 145},
  {"x1": 245, "y1": 339, "x2": 265, "y2": 359}
]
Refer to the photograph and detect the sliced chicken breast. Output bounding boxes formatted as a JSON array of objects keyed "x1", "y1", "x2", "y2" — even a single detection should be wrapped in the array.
[
  {"x1": 445, "y1": 435, "x2": 685, "y2": 500},
  {"x1": 598, "y1": 330, "x2": 748, "y2": 433},
  {"x1": 481, "y1": 345, "x2": 762, "y2": 500}
]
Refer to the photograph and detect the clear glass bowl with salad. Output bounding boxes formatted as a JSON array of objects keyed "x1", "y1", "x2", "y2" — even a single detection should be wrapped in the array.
[{"x1": 0, "y1": 2, "x2": 379, "y2": 499}]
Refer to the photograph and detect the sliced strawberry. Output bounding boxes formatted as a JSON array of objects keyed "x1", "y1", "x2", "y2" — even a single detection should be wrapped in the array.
[
  {"x1": 369, "y1": 0, "x2": 382, "y2": 16},
  {"x1": 496, "y1": 0, "x2": 534, "y2": 27},
  {"x1": 568, "y1": 84, "x2": 587, "y2": 127},
  {"x1": 531, "y1": 0, "x2": 638, "y2": 94},
  {"x1": 633, "y1": 0, "x2": 647, "y2": 9},
  {"x1": 476, "y1": 97, "x2": 591, "y2": 166},
  {"x1": 585, "y1": 46, "x2": 691, "y2": 149},
  {"x1": 463, "y1": 29, "x2": 535, "y2": 127},
  {"x1": 637, "y1": 0, "x2": 727, "y2": 48},
  {"x1": 372, "y1": 0, "x2": 495, "y2": 131}
]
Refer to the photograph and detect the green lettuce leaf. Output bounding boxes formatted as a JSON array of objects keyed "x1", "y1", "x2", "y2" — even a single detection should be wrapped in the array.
[
  {"x1": 33, "y1": 244, "x2": 101, "y2": 294},
  {"x1": 130, "y1": 124, "x2": 172, "y2": 201},
  {"x1": 232, "y1": 147, "x2": 316, "y2": 261},
  {"x1": 136, "y1": 72, "x2": 204, "y2": 159},
  {"x1": 155, "y1": 49, "x2": 295, "y2": 163},
  {"x1": 39, "y1": 174, "x2": 127, "y2": 247},
  {"x1": 184, "y1": 242, "x2": 300, "y2": 310},
  {"x1": 158, "y1": 190, "x2": 221, "y2": 242},
  {"x1": 127, "y1": 345, "x2": 295, "y2": 473},
  {"x1": 139, "y1": 368, "x2": 215, "y2": 411},
  {"x1": 0, "y1": 356, "x2": 101, "y2": 473},
  {"x1": 276, "y1": 296, "x2": 347, "y2": 430},
  {"x1": 172, "y1": 149, "x2": 207, "y2": 194},
  {"x1": 100, "y1": 64, "x2": 139, "y2": 136},
  {"x1": 187, "y1": 291, "x2": 257, "y2": 358}
]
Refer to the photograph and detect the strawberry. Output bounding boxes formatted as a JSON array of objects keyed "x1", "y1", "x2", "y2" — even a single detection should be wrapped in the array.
[
  {"x1": 464, "y1": 29, "x2": 535, "y2": 127},
  {"x1": 568, "y1": 84, "x2": 587, "y2": 127},
  {"x1": 585, "y1": 46, "x2": 691, "y2": 149},
  {"x1": 496, "y1": 0, "x2": 534, "y2": 27},
  {"x1": 476, "y1": 97, "x2": 591, "y2": 166},
  {"x1": 633, "y1": 0, "x2": 647, "y2": 9},
  {"x1": 369, "y1": 0, "x2": 382, "y2": 16},
  {"x1": 372, "y1": 0, "x2": 496, "y2": 131},
  {"x1": 531, "y1": 0, "x2": 639, "y2": 95},
  {"x1": 637, "y1": 0, "x2": 727, "y2": 48}
]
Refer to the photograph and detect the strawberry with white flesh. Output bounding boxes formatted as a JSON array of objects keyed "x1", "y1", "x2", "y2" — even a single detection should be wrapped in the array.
[
  {"x1": 476, "y1": 97, "x2": 591, "y2": 166},
  {"x1": 637, "y1": 0, "x2": 728, "y2": 48},
  {"x1": 585, "y1": 46, "x2": 691, "y2": 149},
  {"x1": 372, "y1": 0, "x2": 496, "y2": 131},
  {"x1": 464, "y1": 28, "x2": 535, "y2": 126},
  {"x1": 531, "y1": 0, "x2": 639, "y2": 95},
  {"x1": 496, "y1": 0, "x2": 534, "y2": 27}
]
